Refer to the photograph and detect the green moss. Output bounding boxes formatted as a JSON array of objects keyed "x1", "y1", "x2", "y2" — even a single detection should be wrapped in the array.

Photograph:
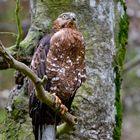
[
  {"x1": 11, "y1": 96, "x2": 28, "y2": 121},
  {"x1": 113, "y1": 2, "x2": 129, "y2": 140},
  {"x1": 1, "y1": 95, "x2": 33, "y2": 139}
]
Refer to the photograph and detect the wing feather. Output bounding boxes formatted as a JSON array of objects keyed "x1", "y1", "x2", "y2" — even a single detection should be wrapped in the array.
[{"x1": 28, "y1": 34, "x2": 54, "y2": 139}]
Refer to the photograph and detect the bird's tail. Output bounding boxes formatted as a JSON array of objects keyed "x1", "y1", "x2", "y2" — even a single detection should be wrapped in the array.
[
  {"x1": 34, "y1": 124, "x2": 56, "y2": 140},
  {"x1": 41, "y1": 124, "x2": 56, "y2": 140}
]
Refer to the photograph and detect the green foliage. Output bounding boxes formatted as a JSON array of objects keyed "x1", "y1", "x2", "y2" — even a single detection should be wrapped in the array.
[
  {"x1": 113, "y1": 2, "x2": 129, "y2": 140},
  {"x1": 0, "y1": 109, "x2": 7, "y2": 137},
  {"x1": 0, "y1": 110, "x2": 6, "y2": 124}
]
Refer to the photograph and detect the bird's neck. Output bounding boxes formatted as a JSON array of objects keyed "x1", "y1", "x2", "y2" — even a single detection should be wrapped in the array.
[{"x1": 52, "y1": 21, "x2": 77, "y2": 32}]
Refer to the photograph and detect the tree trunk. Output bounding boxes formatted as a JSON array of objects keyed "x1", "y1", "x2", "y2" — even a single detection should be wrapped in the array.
[{"x1": 0, "y1": 0, "x2": 128, "y2": 140}]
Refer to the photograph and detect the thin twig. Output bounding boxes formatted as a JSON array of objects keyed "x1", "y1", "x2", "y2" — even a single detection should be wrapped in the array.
[
  {"x1": 0, "y1": 32, "x2": 17, "y2": 37},
  {"x1": 15, "y1": 0, "x2": 22, "y2": 48},
  {"x1": 0, "y1": 41, "x2": 77, "y2": 126}
]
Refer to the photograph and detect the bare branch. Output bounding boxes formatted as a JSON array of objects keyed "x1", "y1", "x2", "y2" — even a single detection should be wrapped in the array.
[
  {"x1": 15, "y1": 0, "x2": 22, "y2": 48},
  {"x1": 0, "y1": 41, "x2": 77, "y2": 126},
  {"x1": 0, "y1": 32, "x2": 17, "y2": 37}
]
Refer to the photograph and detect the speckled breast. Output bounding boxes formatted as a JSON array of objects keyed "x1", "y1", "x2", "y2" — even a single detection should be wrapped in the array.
[{"x1": 46, "y1": 28, "x2": 86, "y2": 101}]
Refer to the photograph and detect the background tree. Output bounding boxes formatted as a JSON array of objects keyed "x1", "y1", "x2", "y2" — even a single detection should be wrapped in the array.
[{"x1": 0, "y1": 0, "x2": 128, "y2": 140}]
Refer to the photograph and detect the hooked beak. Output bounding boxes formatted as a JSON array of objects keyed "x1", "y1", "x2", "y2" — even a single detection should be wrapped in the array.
[{"x1": 70, "y1": 13, "x2": 76, "y2": 21}]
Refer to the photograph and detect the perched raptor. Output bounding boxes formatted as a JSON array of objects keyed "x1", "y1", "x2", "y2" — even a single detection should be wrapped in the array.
[{"x1": 28, "y1": 12, "x2": 86, "y2": 140}]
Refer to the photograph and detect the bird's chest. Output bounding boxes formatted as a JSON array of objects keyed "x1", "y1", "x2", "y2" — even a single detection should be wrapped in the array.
[
  {"x1": 46, "y1": 29, "x2": 85, "y2": 100},
  {"x1": 46, "y1": 51, "x2": 81, "y2": 101}
]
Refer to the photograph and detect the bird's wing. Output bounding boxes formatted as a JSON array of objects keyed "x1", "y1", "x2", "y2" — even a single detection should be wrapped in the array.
[
  {"x1": 28, "y1": 34, "x2": 54, "y2": 140},
  {"x1": 28, "y1": 33, "x2": 52, "y2": 114}
]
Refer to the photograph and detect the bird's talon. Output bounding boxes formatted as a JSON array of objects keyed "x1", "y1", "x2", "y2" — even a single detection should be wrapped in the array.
[
  {"x1": 60, "y1": 104, "x2": 68, "y2": 115},
  {"x1": 52, "y1": 93, "x2": 62, "y2": 104},
  {"x1": 52, "y1": 93, "x2": 68, "y2": 114}
]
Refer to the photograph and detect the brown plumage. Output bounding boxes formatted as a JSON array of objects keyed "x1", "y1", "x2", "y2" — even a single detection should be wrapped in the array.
[{"x1": 28, "y1": 12, "x2": 86, "y2": 140}]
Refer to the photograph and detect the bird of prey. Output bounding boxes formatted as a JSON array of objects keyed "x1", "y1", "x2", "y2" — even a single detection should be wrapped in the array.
[{"x1": 28, "y1": 12, "x2": 86, "y2": 140}]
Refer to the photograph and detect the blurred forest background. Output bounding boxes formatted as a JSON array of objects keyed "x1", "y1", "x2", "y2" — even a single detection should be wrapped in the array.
[{"x1": 0, "y1": 0, "x2": 140, "y2": 140}]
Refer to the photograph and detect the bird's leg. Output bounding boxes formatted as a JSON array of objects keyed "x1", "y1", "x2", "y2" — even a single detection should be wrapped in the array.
[
  {"x1": 60, "y1": 104, "x2": 68, "y2": 115},
  {"x1": 52, "y1": 93, "x2": 68, "y2": 115},
  {"x1": 52, "y1": 93, "x2": 62, "y2": 104}
]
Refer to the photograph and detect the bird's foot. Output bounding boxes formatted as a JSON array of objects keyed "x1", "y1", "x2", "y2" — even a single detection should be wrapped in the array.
[
  {"x1": 52, "y1": 93, "x2": 68, "y2": 115},
  {"x1": 60, "y1": 104, "x2": 68, "y2": 115}
]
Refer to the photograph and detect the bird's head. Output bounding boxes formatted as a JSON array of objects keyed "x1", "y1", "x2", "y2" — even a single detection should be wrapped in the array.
[{"x1": 53, "y1": 12, "x2": 77, "y2": 32}]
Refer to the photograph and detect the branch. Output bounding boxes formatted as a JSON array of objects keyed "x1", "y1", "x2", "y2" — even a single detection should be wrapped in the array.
[
  {"x1": 0, "y1": 41, "x2": 77, "y2": 126},
  {"x1": 0, "y1": 0, "x2": 51, "y2": 70},
  {"x1": 15, "y1": 0, "x2": 22, "y2": 48},
  {"x1": 123, "y1": 55, "x2": 140, "y2": 73},
  {"x1": 0, "y1": 32, "x2": 17, "y2": 37},
  {"x1": 56, "y1": 122, "x2": 74, "y2": 137}
]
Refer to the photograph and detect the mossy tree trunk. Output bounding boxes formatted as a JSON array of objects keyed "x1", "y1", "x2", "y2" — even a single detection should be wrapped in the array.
[{"x1": 0, "y1": 0, "x2": 128, "y2": 140}]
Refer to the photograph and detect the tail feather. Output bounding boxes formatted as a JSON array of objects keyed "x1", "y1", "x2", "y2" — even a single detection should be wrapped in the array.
[
  {"x1": 41, "y1": 125, "x2": 56, "y2": 140},
  {"x1": 33, "y1": 124, "x2": 56, "y2": 140}
]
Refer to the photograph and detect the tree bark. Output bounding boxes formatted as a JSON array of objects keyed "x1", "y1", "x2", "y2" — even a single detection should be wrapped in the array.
[
  {"x1": 0, "y1": 0, "x2": 128, "y2": 140},
  {"x1": 59, "y1": 1, "x2": 128, "y2": 140}
]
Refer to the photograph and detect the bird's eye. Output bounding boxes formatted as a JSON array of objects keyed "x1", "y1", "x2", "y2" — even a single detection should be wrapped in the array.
[{"x1": 63, "y1": 15, "x2": 66, "y2": 19}]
